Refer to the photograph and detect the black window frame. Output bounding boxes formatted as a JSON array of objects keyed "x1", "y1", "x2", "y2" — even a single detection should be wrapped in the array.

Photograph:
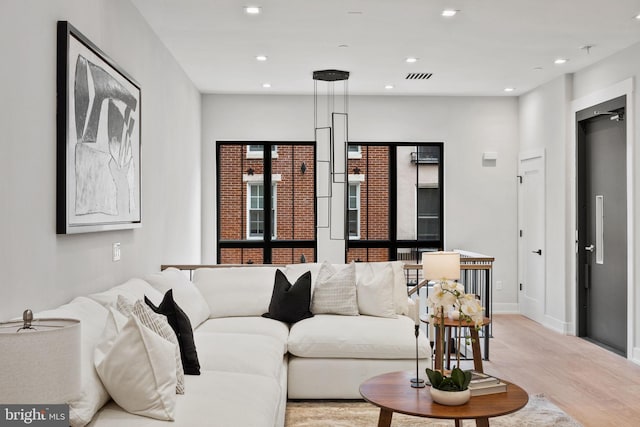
[
  {"x1": 216, "y1": 141, "x2": 317, "y2": 264},
  {"x1": 346, "y1": 142, "x2": 445, "y2": 261}
]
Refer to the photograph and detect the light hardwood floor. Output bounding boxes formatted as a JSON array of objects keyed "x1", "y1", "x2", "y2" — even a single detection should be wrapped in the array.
[{"x1": 470, "y1": 314, "x2": 640, "y2": 427}]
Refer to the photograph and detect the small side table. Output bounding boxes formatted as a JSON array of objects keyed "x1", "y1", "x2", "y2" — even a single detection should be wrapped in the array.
[{"x1": 421, "y1": 315, "x2": 491, "y2": 373}]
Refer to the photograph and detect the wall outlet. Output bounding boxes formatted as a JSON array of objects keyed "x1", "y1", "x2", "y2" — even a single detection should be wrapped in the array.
[
  {"x1": 112, "y1": 243, "x2": 121, "y2": 262},
  {"x1": 496, "y1": 280, "x2": 503, "y2": 290}
]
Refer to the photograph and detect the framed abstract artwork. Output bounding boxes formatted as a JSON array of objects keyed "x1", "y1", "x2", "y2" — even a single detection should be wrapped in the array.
[{"x1": 57, "y1": 21, "x2": 141, "y2": 234}]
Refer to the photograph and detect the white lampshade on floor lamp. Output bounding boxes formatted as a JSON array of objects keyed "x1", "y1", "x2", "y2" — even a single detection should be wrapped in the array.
[{"x1": 0, "y1": 310, "x2": 81, "y2": 404}]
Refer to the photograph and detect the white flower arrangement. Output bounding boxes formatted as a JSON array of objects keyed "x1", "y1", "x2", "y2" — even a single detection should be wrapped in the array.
[
  {"x1": 426, "y1": 281, "x2": 484, "y2": 328},
  {"x1": 426, "y1": 279, "x2": 485, "y2": 378}
]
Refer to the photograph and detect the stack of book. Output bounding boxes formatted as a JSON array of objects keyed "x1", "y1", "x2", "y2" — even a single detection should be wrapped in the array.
[{"x1": 468, "y1": 372, "x2": 507, "y2": 396}]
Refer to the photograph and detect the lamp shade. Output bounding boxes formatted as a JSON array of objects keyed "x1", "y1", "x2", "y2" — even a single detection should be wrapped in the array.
[
  {"x1": 422, "y1": 251, "x2": 460, "y2": 281},
  {"x1": 0, "y1": 318, "x2": 81, "y2": 404}
]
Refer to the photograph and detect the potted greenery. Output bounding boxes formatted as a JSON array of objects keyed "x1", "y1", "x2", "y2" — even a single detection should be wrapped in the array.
[{"x1": 425, "y1": 366, "x2": 472, "y2": 405}]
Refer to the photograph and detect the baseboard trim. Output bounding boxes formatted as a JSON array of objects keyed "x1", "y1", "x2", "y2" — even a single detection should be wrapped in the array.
[
  {"x1": 632, "y1": 347, "x2": 640, "y2": 365},
  {"x1": 492, "y1": 303, "x2": 519, "y2": 314},
  {"x1": 543, "y1": 315, "x2": 571, "y2": 334}
]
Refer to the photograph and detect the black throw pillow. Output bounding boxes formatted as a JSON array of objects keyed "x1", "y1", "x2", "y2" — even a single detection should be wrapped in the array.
[
  {"x1": 262, "y1": 270, "x2": 314, "y2": 324},
  {"x1": 145, "y1": 290, "x2": 201, "y2": 375}
]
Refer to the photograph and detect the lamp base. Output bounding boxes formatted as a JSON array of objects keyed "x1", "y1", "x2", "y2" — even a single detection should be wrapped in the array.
[{"x1": 410, "y1": 382, "x2": 426, "y2": 389}]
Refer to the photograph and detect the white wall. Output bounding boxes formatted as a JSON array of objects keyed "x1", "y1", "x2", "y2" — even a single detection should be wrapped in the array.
[
  {"x1": 0, "y1": 0, "x2": 201, "y2": 320},
  {"x1": 518, "y1": 75, "x2": 573, "y2": 332},
  {"x1": 201, "y1": 94, "x2": 520, "y2": 308}
]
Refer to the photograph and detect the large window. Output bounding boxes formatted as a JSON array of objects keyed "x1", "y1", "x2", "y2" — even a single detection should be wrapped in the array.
[
  {"x1": 348, "y1": 183, "x2": 360, "y2": 239},
  {"x1": 217, "y1": 142, "x2": 315, "y2": 264},
  {"x1": 247, "y1": 183, "x2": 276, "y2": 239},
  {"x1": 346, "y1": 142, "x2": 444, "y2": 263}
]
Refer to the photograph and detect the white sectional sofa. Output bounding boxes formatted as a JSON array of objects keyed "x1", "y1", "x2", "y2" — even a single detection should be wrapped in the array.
[{"x1": 34, "y1": 262, "x2": 429, "y2": 427}]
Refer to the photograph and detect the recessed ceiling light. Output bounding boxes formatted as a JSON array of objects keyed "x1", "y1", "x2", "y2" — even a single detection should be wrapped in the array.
[
  {"x1": 634, "y1": 13, "x2": 640, "y2": 20},
  {"x1": 256, "y1": 55, "x2": 267, "y2": 61},
  {"x1": 262, "y1": 83, "x2": 271, "y2": 88},
  {"x1": 385, "y1": 85, "x2": 394, "y2": 90},
  {"x1": 442, "y1": 9, "x2": 458, "y2": 17},
  {"x1": 244, "y1": 6, "x2": 261, "y2": 15},
  {"x1": 504, "y1": 87, "x2": 515, "y2": 92},
  {"x1": 554, "y1": 58, "x2": 568, "y2": 65},
  {"x1": 405, "y1": 57, "x2": 418, "y2": 63}
]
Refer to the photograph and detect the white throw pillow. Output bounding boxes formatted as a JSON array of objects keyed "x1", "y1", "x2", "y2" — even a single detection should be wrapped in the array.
[
  {"x1": 131, "y1": 300, "x2": 185, "y2": 394},
  {"x1": 94, "y1": 308, "x2": 128, "y2": 364},
  {"x1": 390, "y1": 261, "x2": 409, "y2": 315},
  {"x1": 310, "y1": 262, "x2": 359, "y2": 316},
  {"x1": 356, "y1": 263, "x2": 397, "y2": 318},
  {"x1": 355, "y1": 261, "x2": 409, "y2": 315},
  {"x1": 111, "y1": 296, "x2": 185, "y2": 394},
  {"x1": 95, "y1": 315, "x2": 177, "y2": 421},
  {"x1": 145, "y1": 268, "x2": 210, "y2": 328}
]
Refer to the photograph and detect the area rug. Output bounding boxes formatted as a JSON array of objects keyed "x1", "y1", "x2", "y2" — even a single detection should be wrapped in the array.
[{"x1": 285, "y1": 394, "x2": 582, "y2": 426}]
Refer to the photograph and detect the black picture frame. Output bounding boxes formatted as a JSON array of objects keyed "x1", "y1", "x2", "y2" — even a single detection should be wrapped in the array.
[{"x1": 56, "y1": 21, "x2": 141, "y2": 234}]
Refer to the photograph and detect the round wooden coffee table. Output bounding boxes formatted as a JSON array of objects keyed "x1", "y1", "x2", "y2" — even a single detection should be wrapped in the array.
[{"x1": 360, "y1": 371, "x2": 528, "y2": 427}]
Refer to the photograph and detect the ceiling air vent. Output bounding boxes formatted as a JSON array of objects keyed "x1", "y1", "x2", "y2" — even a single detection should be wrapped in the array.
[{"x1": 405, "y1": 72, "x2": 433, "y2": 80}]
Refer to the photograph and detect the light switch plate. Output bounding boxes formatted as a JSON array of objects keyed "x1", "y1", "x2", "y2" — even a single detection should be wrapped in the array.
[{"x1": 112, "y1": 243, "x2": 121, "y2": 262}]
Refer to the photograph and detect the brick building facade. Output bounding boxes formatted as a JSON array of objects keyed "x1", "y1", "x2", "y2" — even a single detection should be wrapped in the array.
[{"x1": 346, "y1": 145, "x2": 390, "y2": 263}]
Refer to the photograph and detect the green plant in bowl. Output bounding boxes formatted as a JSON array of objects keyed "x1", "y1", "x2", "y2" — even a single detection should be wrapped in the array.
[{"x1": 425, "y1": 367, "x2": 472, "y2": 391}]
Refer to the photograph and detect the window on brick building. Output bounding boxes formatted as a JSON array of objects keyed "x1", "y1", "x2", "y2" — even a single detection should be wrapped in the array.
[
  {"x1": 417, "y1": 186, "x2": 440, "y2": 240},
  {"x1": 412, "y1": 146, "x2": 440, "y2": 164},
  {"x1": 348, "y1": 183, "x2": 360, "y2": 239},
  {"x1": 347, "y1": 144, "x2": 362, "y2": 159},
  {"x1": 247, "y1": 145, "x2": 278, "y2": 159},
  {"x1": 247, "y1": 183, "x2": 276, "y2": 239}
]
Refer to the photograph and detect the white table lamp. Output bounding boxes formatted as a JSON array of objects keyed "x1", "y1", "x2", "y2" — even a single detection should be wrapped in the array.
[
  {"x1": 422, "y1": 251, "x2": 460, "y2": 281},
  {"x1": 0, "y1": 310, "x2": 81, "y2": 404}
]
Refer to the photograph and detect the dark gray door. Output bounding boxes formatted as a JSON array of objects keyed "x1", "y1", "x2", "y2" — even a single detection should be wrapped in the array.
[{"x1": 577, "y1": 96, "x2": 627, "y2": 355}]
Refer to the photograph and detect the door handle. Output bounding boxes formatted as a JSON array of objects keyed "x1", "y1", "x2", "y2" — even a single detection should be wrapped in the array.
[
  {"x1": 532, "y1": 249, "x2": 542, "y2": 255},
  {"x1": 584, "y1": 264, "x2": 590, "y2": 289},
  {"x1": 585, "y1": 245, "x2": 594, "y2": 252}
]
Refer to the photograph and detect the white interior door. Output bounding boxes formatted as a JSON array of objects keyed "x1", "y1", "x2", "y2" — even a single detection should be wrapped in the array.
[{"x1": 518, "y1": 150, "x2": 546, "y2": 323}]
